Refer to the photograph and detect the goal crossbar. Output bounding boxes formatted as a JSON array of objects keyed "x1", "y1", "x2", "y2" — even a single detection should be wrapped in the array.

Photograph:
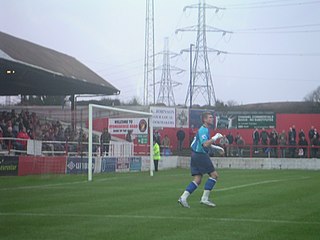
[{"x1": 88, "y1": 104, "x2": 153, "y2": 181}]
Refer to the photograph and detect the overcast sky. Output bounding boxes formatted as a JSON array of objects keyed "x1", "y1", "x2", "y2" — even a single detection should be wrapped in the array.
[{"x1": 1, "y1": 0, "x2": 320, "y2": 105}]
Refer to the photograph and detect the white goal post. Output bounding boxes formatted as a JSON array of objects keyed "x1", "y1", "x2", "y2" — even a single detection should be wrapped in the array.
[{"x1": 88, "y1": 104, "x2": 154, "y2": 181}]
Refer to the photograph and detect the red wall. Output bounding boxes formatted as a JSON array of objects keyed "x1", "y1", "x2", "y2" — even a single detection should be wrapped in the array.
[
  {"x1": 92, "y1": 117, "x2": 108, "y2": 132},
  {"x1": 276, "y1": 114, "x2": 320, "y2": 133}
]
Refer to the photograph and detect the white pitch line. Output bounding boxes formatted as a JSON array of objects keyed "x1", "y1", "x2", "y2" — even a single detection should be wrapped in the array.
[
  {"x1": 0, "y1": 180, "x2": 87, "y2": 191},
  {"x1": 1, "y1": 212, "x2": 319, "y2": 226},
  {"x1": 216, "y1": 179, "x2": 283, "y2": 192},
  {"x1": 215, "y1": 176, "x2": 310, "y2": 192},
  {"x1": 0, "y1": 175, "x2": 139, "y2": 191}
]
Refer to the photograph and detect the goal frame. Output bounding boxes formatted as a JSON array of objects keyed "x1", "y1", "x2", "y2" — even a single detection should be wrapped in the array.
[{"x1": 88, "y1": 104, "x2": 153, "y2": 181}]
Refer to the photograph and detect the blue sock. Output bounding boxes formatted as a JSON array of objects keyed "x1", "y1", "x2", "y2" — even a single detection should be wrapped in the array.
[
  {"x1": 186, "y1": 181, "x2": 198, "y2": 194},
  {"x1": 204, "y1": 177, "x2": 217, "y2": 191}
]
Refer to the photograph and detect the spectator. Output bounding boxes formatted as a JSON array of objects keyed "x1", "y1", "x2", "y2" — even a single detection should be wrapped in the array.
[
  {"x1": 314, "y1": 128, "x2": 319, "y2": 140},
  {"x1": 269, "y1": 128, "x2": 278, "y2": 157},
  {"x1": 226, "y1": 132, "x2": 234, "y2": 156},
  {"x1": 42, "y1": 131, "x2": 55, "y2": 154},
  {"x1": 16, "y1": 126, "x2": 30, "y2": 151},
  {"x1": 101, "y1": 127, "x2": 111, "y2": 156},
  {"x1": 298, "y1": 129, "x2": 306, "y2": 141},
  {"x1": 154, "y1": 130, "x2": 161, "y2": 145},
  {"x1": 298, "y1": 136, "x2": 308, "y2": 158},
  {"x1": 77, "y1": 129, "x2": 88, "y2": 154},
  {"x1": 252, "y1": 128, "x2": 260, "y2": 154},
  {"x1": 292, "y1": 125, "x2": 297, "y2": 142},
  {"x1": 125, "y1": 130, "x2": 133, "y2": 142},
  {"x1": 176, "y1": 128, "x2": 185, "y2": 151},
  {"x1": 161, "y1": 135, "x2": 171, "y2": 156},
  {"x1": 308, "y1": 126, "x2": 315, "y2": 142},
  {"x1": 234, "y1": 132, "x2": 240, "y2": 144},
  {"x1": 310, "y1": 135, "x2": 319, "y2": 158},
  {"x1": 236, "y1": 136, "x2": 245, "y2": 157},
  {"x1": 279, "y1": 130, "x2": 287, "y2": 157},
  {"x1": 219, "y1": 135, "x2": 229, "y2": 157},
  {"x1": 0, "y1": 127, "x2": 3, "y2": 150},
  {"x1": 260, "y1": 128, "x2": 269, "y2": 152},
  {"x1": 153, "y1": 137, "x2": 161, "y2": 172},
  {"x1": 3, "y1": 126, "x2": 14, "y2": 149},
  {"x1": 288, "y1": 127, "x2": 296, "y2": 158}
]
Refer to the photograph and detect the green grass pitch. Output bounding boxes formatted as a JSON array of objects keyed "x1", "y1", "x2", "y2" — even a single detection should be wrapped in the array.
[{"x1": 1, "y1": 168, "x2": 320, "y2": 240}]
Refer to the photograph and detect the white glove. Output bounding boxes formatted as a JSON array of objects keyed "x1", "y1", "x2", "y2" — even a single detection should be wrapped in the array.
[
  {"x1": 212, "y1": 133, "x2": 223, "y2": 142},
  {"x1": 211, "y1": 144, "x2": 225, "y2": 156}
]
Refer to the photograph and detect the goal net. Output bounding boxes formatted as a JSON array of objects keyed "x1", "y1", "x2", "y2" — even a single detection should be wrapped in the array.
[{"x1": 87, "y1": 104, "x2": 154, "y2": 181}]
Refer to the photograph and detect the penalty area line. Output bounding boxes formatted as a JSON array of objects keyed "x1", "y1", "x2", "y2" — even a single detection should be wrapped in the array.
[{"x1": 0, "y1": 212, "x2": 319, "y2": 226}]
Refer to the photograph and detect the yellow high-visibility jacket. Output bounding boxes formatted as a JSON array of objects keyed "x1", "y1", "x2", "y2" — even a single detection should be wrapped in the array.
[{"x1": 153, "y1": 142, "x2": 161, "y2": 161}]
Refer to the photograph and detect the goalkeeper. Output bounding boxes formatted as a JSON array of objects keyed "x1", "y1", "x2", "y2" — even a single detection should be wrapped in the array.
[{"x1": 178, "y1": 111, "x2": 223, "y2": 208}]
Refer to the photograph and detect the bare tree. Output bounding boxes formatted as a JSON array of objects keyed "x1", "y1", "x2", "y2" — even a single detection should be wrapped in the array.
[
  {"x1": 304, "y1": 86, "x2": 320, "y2": 102},
  {"x1": 226, "y1": 100, "x2": 239, "y2": 107}
]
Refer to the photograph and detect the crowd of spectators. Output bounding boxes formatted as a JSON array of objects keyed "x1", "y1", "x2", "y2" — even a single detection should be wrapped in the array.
[
  {"x1": 0, "y1": 109, "x2": 89, "y2": 154},
  {"x1": 249, "y1": 125, "x2": 319, "y2": 158},
  {"x1": 216, "y1": 125, "x2": 320, "y2": 158},
  {"x1": 219, "y1": 132, "x2": 246, "y2": 157}
]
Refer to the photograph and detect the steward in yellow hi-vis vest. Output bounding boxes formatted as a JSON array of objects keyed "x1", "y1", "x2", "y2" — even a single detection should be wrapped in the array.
[{"x1": 153, "y1": 141, "x2": 161, "y2": 172}]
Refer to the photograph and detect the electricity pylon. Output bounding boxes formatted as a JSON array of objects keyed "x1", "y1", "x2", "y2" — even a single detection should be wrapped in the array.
[
  {"x1": 156, "y1": 37, "x2": 183, "y2": 106},
  {"x1": 143, "y1": 0, "x2": 155, "y2": 105},
  {"x1": 176, "y1": 0, "x2": 231, "y2": 106}
]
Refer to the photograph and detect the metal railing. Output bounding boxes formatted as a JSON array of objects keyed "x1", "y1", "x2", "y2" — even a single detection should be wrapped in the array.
[
  {"x1": 0, "y1": 137, "x2": 136, "y2": 157},
  {"x1": 220, "y1": 143, "x2": 320, "y2": 158},
  {"x1": 0, "y1": 137, "x2": 319, "y2": 158}
]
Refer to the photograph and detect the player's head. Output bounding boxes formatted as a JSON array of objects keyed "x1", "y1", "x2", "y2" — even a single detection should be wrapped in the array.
[{"x1": 201, "y1": 111, "x2": 213, "y2": 125}]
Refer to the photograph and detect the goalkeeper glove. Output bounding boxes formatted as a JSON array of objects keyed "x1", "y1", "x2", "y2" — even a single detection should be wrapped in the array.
[
  {"x1": 211, "y1": 144, "x2": 225, "y2": 156},
  {"x1": 212, "y1": 133, "x2": 223, "y2": 142}
]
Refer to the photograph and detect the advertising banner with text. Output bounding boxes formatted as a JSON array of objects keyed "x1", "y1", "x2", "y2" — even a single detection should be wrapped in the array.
[
  {"x1": 129, "y1": 157, "x2": 142, "y2": 172},
  {"x1": 237, "y1": 114, "x2": 276, "y2": 129},
  {"x1": 101, "y1": 157, "x2": 116, "y2": 173},
  {"x1": 108, "y1": 118, "x2": 148, "y2": 135},
  {"x1": 150, "y1": 107, "x2": 175, "y2": 128},
  {"x1": 0, "y1": 156, "x2": 19, "y2": 176},
  {"x1": 116, "y1": 157, "x2": 130, "y2": 172},
  {"x1": 67, "y1": 157, "x2": 95, "y2": 174}
]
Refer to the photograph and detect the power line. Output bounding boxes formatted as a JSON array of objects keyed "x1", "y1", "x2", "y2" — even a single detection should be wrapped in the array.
[
  {"x1": 235, "y1": 29, "x2": 320, "y2": 34},
  {"x1": 233, "y1": 23, "x2": 320, "y2": 31},
  {"x1": 231, "y1": 23, "x2": 320, "y2": 34},
  {"x1": 98, "y1": 64, "x2": 143, "y2": 76},
  {"x1": 223, "y1": 0, "x2": 311, "y2": 7},
  {"x1": 94, "y1": 58, "x2": 144, "y2": 74},
  {"x1": 225, "y1": 52, "x2": 320, "y2": 56},
  {"x1": 225, "y1": 0, "x2": 320, "y2": 9},
  {"x1": 214, "y1": 74, "x2": 320, "y2": 83}
]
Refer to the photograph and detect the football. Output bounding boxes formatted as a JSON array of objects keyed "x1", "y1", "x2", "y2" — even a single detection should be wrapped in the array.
[{"x1": 211, "y1": 144, "x2": 225, "y2": 156}]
